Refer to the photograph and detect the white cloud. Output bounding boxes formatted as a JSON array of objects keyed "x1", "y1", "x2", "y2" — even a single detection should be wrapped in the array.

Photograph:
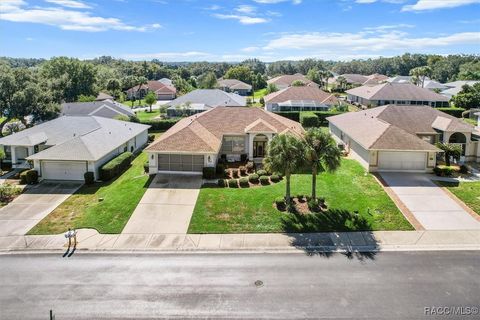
[
  {"x1": 235, "y1": 5, "x2": 256, "y2": 14},
  {"x1": 241, "y1": 46, "x2": 260, "y2": 52},
  {"x1": 253, "y1": 0, "x2": 302, "y2": 4},
  {"x1": 402, "y1": 0, "x2": 480, "y2": 11},
  {"x1": 0, "y1": 0, "x2": 160, "y2": 32},
  {"x1": 355, "y1": 0, "x2": 408, "y2": 4},
  {"x1": 45, "y1": 0, "x2": 92, "y2": 9},
  {"x1": 213, "y1": 14, "x2": 269, "y2": 25},
  {"x1": 122, "y1": 51, "x2": 212, "y2": 60},
  {"x1": 363, "y1": 23, "x2": 414, "y2": 32}
]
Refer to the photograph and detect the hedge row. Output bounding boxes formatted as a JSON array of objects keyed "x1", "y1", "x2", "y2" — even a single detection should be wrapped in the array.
[
  {"x1": 436, "y1": 107, "x2": 466, "y2": 118},
  {"x1": 99, "y1": 152, "x2": 133, "y2": 181},
  {"x1": 300, "y1": 112, "x2": 319, "y2": 127},
  {"x1": 140, "y1": 119, "x2": 180, "y2": 131},
  {"x1": 275, "y1": 111, "x2": 344, "y2": 126}
]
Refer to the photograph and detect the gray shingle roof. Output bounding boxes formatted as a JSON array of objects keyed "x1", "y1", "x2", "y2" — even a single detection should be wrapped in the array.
[
  {"x1": 217, "y1": 79, "x2": 252, "y2": 91},
  {"x1": 61, "y1": 100, "x2": 135, "y2": 118},
  {"x1": 166, "y1": 89, "x2": 246, "y2": 109},
  {"x1": 346, "y1": 82, "x2": 449, "y2": 102}
]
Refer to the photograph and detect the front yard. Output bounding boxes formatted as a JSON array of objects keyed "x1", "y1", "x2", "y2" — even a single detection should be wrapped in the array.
[
  {"x1": 436, "y1": 181, "x2": 480, "y2": 216},
  {"x1": 28, "y1": 152, "x2": 151, "y2": 234},
  {"x1": 188, "y1": 159, "x2": 413, "y2": 233}
]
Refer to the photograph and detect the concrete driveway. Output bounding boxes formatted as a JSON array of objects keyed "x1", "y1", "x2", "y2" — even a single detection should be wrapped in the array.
[
  {"x1": 380, "y1": 173, "x2": 480, "y2": 230},
  {"x1": 0, "y1": 181, "x2": 82, "y2": 236},
  {"x1": 122, "y1": 174, "x2": 201, "y2": 234}
]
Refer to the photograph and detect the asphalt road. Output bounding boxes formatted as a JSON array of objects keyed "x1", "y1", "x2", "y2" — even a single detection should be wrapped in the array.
[{"x1": 0, "y1": 251, "x2": 479, "y2": 319}]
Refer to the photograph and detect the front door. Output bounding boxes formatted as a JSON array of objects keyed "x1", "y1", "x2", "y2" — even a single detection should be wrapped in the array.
[{"x1": 253, "y1": 141, "x2": 266, "y2": 157}]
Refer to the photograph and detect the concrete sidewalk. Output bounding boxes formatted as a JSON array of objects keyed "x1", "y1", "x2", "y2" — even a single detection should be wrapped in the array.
[{"x1": 1, "y1": 229, "x2": 479, "y2": 253}]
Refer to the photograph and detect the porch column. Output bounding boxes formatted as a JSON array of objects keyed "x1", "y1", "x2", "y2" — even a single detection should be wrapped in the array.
[
  {"x1": 248, "y1": 134, "x2": 255, "y2": 160},
  {"x1": 11, "y1": 146, "x2": 17, "y2": 167},
  {"x1": 27, "y1": 146, "x2": 35, "y2": 156}
]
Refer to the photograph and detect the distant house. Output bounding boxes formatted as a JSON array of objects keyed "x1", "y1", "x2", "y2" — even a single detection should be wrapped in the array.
[
  {"x1": 388, "y1": 76, "x2": 449, "y2": 92},
  {"x1": 61, "y1": 100, "x2": 135, "y2": 119},
  {"x1": 328, "y1": 105, "x2": 480, "y2": 172},
  {"x1": 338, "y1": 74, "x2": 388, "y2": 86},
  {"x1": 146, "y1": 107, "x2": 304, "y2": 173},
  {"x1": 267, "y1": 73, "x2": 317, "y2": 90},
  {"x1": 264, "y1": 86, "x2": 339, "y2": 112},
  {"x1": 95, "y1": 92, "x2": 114, "y2": 101},
  {"x1": 441, "y1": 80, "x2": 480, "y2": 99},
  {"x1": 126, "y1": 80, "x2": 176, "y2": 100},
  {"x1": 346, "y1": 82, "x2": 450, "y2": 108},
  {"x1": 0, "y1": 116, "x2": 149, "y2": 180},
  {"x1": 166, "y1": 89, "x2": 246, "y2": 117},
  {"x1": 217, "y1": 79, "x2": 252, "y2": 96},
  {"x1": 158, "y1": 78, "x2": 173, "y2": 86}
]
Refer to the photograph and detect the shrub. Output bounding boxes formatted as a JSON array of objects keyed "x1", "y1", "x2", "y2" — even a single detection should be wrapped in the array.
[
  {"x1": 227, "y1": 179, "x2": 238, "y2": 188},
  {"x1": 232, "y1": 169, "x2": 239, "y2": 178},
  {"x1": 256, "y1": 169, "x2": 268, "y2": 177},
  {"x1": 240, "y1": 154, "x2": 248, "y2": 162},
  {"x1": 239, "y1": 166, "x2": 247, "y2": 176},
  {"x1": 239, "y1": 177, "x2": 249, "y2": 188},
  {"x1": 248, "y1": 174, "x2": 259, "y2": 184},
  {"x1": 275, "y1": 112, "x2": 300, "y2": 122},
  {"x1": 147, "y1": 134, "x2": 155, "y2": 142},
  {"x1": 259, "y1": 175, "x2": 270, "y2": 185},
  {"x1": 216, "y1": 163, "x2": 225, "y2": 175},
  {"x1": 300, "y1": 112, "x2": 319, "y2": 127},
  {"x1": 19, "y1": 171, "x2": 28, "y2": 184},
  {"x1": 270, "y1": 174, "x2": 280, "y2": 183},
  {"x1": 217, "y1": 179, "x2": 226, "y2": 188},
  {"x1": 84, "y1": 171, "x2": 94, "y2": 185},
  {"x1": 143, "y1": 160, "x2": 149, "y2": 174},
  {"x1": 459, "y1": 164, "x2": 470, "y2": 174},
  {"x1": 307, "y1": 198, "x2": 319, "y2": 211},
  {"x1": 433, "y1": 165, "x2": 459, "y2": 177},
  {"x1": 273, "y1": 172, "x2": 283, "y2": 179},
  {"x1": 202, "y1": 167, "x2": 215, "y2": 179},
  {"x1": 313, "y1": 111, "x2": 344, "y2": 125},
  {"x1": 274, "y1": 197, "x2": 285, "y2": 210},
  {"x1": 245, "y1": 161, "x2": 255, "y2": 173},
  {"x1": 436, "y1": 107, "x2": 465, "y2": 118},
  {"x1": 0, "y1": 183, "x2": 22, "y2": 202},
  {"x1": 297, "y1": 194, "x2": 305, "y2": 200},
  {"x1": 99, "y1": 152, "x2": 133, "y2": 181},
  {"x1": 142, "y1": 119, "x2": 180, "y2": 130},
  {"x1": 25, "y1": 170, "x2": 38, "y2": 184}
]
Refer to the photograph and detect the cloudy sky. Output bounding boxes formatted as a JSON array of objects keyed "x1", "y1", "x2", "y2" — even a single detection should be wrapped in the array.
[{"x1": 1, "y1": 0, "x2": 479, "y2": 61}]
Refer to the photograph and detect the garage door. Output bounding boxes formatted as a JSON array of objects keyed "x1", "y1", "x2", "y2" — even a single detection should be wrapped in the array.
[
  {"x1": 158, "y1": 154, "x2": 204, "y2": 172},
  {"x1": 42, "y1": 161, "x2": 87, "y2": 180},
  {"x1": 378, "y1": 151, "x2": 426, "y2": 171}
]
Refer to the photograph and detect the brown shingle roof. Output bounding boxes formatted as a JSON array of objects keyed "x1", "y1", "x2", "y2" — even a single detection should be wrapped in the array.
[
  {"x1": 146, "y1": 107, "x2": 304, "y2": 153},
  {"x1": 217, "y1": 79, "x2": 252, "y2": 91},
  {"x1": 264, "y1": 86, "x2": 339, "y2": 105},
  {"x1": 127, "y1": 80, "x2": 176, "y2": 94},
  {"x1": 346, "y1": 82, "x2": 449, "y2": 101},
  {"x1": 267, "y1": 73, "x2": 314, "y2": 87}
]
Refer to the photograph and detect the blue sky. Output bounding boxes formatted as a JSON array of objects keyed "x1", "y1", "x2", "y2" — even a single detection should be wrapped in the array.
[{"x1": 0, "y1": 0, "x2": 479, "y2": 61}]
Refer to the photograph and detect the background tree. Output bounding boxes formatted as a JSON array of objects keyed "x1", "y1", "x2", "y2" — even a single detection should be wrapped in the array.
[
  {"x1": 306, "y1": 68, "x2": 321, "y2": 85},
  {"x1": 451, "y1": 83, "x2": 480, "y2": 109},
  {"x1": 224, "y1": 66, "x2": 252, "y2": 84},
  {"x1": 409, "y1": 66, "x2": 432, "y2": 88},
  {"x1": 106, "y1": 78, "x2": 121, "y2": 99},
  {"x1": 291, "y1": 80, "x2": 306, "y2": 87},
  {"x1": 266, "y1": 83, "x2": 278, "y2": 94},
  {"x1": 336, "y1": 76, "x2": 348, "y2": 91},
  {"x1": 457, "y1": 61, "x2": 480, "y2": 80},
  {"x1": 144, "y1": 91, "x2": 157, "y2": 113},
  {"x1": 197, "y1": 72, "x2": 217, "y2": 89},
  {"x1": 303, "y1": 129, "x2": 342, "y2": 200},
  {"x1": 436, "y1": 143, "x2": 462, "y2": 166},
  {"x1": 263, "y1": 134, "x2": 305, "y2": 205},
  {"x1": 318, "y1": 70, "x2": 333, "y2": 91}
]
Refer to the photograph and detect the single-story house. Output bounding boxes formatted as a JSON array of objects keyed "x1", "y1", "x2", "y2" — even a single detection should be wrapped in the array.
[
  {"x1": 264, "y1": 86, "x2": 339, "y2": 112},
  {"x1": 267, "y1": 73, "x2": 318, "y2": 90},
  {"x1": 338, "y1": 73, "x2": 388, "y2": 86},
  {"x1": 346, "y1": 82, "x2": 450, "y2": 108},
  {"x1": 217, "y1": 79, "x2": 252, "y2": 96},
  {"x1": 0, "y1": 116, "x2": 150, "y2": 181},
  {"x1": 96, "y1": 92, "x2": 114, "y2": 101},
  {"x1": 158, "y1": 78, "x2": 173, "y2": 86},
  {"x1": 146, "y1": 107, "x2": 304, "y2": 174},
  {"x1": 60, "y1": 100, "x2": 135, "y2": 119},
  {"x1": 441, "y1": 80, "x2": 479, "y2": 99},
  {"x1": 166, "y1": 89, "x2": 246, "y2": 117},
  {"x1": 327, "y1": 105, "x2": 480, "y2": 172},
  {"x1": 126, "y1": 80, "x2": 176, "y2": 100}
]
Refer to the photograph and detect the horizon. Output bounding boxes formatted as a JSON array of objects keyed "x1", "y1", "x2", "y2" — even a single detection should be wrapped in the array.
[{"x1": 1, "y1": 0, "x2": 479, "y2": 62}]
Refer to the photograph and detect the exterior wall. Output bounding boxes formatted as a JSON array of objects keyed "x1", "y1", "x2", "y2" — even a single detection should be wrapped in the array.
[
  {"x1": 329, "y1": 123, "x2": 370, "y2": 170},
  {"x1": 248, "y1": 133, "x2": 273, "y2": 160},
  {"x1": 347, "y1": 95, "x2": 449, "y2": 108}
]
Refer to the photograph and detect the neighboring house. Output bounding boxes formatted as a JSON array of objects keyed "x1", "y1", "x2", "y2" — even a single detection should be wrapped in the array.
[
  {"x1": 267, "y1": 73, "x2": 317, "y2": 90},
  {"x1": 338, "y1": 73, "x2": 388, "y2": 86},
  {"x1": 422, "y1": 80, "x2": 449, "y2": 91},
  {"x1": 0, "y1": 117, "x2": 149, "y2": 181},
  {"x1": 166, "y1": 89, "x2": 246, "y2": 117},
  {"x1": 146, "y1": 107, "x2": 304, "y2": 173},
  {"x1": 158, "y1": 78, "x2": 173, "y2": 86},
  {"x1": 96, "y1": 92, "x2": 114, "y2": 101},
  {"x1": 126, "y1": 80, "x2": 176, "y2": 100},
  {"x1": 60, "y1": 100, "x2": 135, "y2": 119},
  {"x1": 441, "y1": 80, "x2": 480, "y2": 99},
  {"x1": 264, "y1": 86, "x2": 339, "y2": 112},
  {"x1": 346, "y1": 82, "x2": 450, "y2": 108},
  {"x1": 328, "y1": 105, "x2": 480, "y2": 172},
  {"x1": 387, "y1": 75, "x2": 416, "y2": 84},
  {"x1": 217, "y1": 79, "x2": 252, "y2": 96}
]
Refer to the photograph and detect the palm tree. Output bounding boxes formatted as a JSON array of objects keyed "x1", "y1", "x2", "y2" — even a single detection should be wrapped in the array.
[
  {"x1": 303, "y1": 128, "x2": 342, "y2": 200},
  {"x1": 409, "y1": 66, "x2": 432, "y2": 88},
  {"x1": 337, "y1": 76, "x2": 347, "y2": 91},
  {"x1": 136, "y1": 76, "x2": 148, "y2": 102},
  {"x1": 436, "y1": 142, "x2": 462, "y2": 166},
  {"x1": 263, "y1": 134, "x2": 305, "y2": 205},
  {"x1": 319, "y1": 70, "x2": 333, "y2": 91}
]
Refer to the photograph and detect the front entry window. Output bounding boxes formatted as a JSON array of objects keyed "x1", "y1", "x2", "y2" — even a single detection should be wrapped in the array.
[{"x1": 253, "y1": 141, "x2": 266, "y2": 157}]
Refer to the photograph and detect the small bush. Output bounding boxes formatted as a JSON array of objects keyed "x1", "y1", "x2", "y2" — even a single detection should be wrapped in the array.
[
  {"x1": 0, "y1": 183, "x2": 22, "y2": 203},
  {"x1": 459, "y1": 164, "x2": 470, "y2": 174},
  {"x1": 307, "y1": 198, "x2": 319, "y2": 211},
  {"x1": 259, "y1": 175, "x2": 270, "y2": 185},
  {"x1": 216, "y1": 163, "x2": 225, "y2": 175},
  {"x1": 270, "y1": 174, "x2": 280, "y2": 183},
  {"x1": 232, "y1": 169, "x2": 239, "y2": 178},
  {"x1": 297, "y1": 194, "x2": 305, "y2": 200},
  {"x1": 249, "y1": 174, "x2": 259, "y2": 184},
  {"x1": 147, "y1": 134, "x2": 155, "y2": 142},
  {"x1": 433, "y1": 165, "x2": 459, "y2": 177},
  {"x1": 217, "y1": 179, "x2": 226, "y2": 188},
  {"x1": 99, "y1": 152, "x2": 133, "y2": 181},
  {"x1": 19, "y1": 171, "x2": 28, "y2": 184},
  {"x1": 274, "y1": 196, "x2": 285, "y2": 210},
  {"x1": 239, "y1": 177, "x2": 249, "y2": 188},
  {"x1": 227, "y1": 179, "x2": 238, "y2": 188},
  {"x1": 84, "y1": 171, "x2": 94, "y2": 185},
  {"x1": 239, "y1": 166, "x2": 247, "y2": 176},
  {"x1": 202, "y1": 167, "x2": 215, "y2": 179},
  {"x1": 143, "y1": 160, "x2": 149, "y2": 174},
  {"x1": 273, "y1": 172, "x2": 283, "y2": 179},
  {"x1": 245, "y1": 161, "x2": 255, "y2": 173},
  {"x1": 256, "y1": 169, "x2": 268, "y2": 177},
  {"x1": 25, "y1": 170, "x2": 38, "y2": 184}
]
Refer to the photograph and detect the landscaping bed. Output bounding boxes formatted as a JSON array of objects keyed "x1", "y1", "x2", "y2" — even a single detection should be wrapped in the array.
[
  {"x1": 28, "y1": 152, "x2": 151, "y2": 235},
  {"x1": 188, "y1": 159, "x2": 413, "y2": 233},
  {"x1": 436, "y1": 181, "x2": 480, "y2": 216}
]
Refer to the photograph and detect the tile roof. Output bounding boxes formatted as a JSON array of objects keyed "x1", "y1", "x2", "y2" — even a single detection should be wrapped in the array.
[
  {"x1": 166, "y1": 89, "x2": 246, "y2": 109},
  {"x1": 327, "y1": 105, "x2": 476, "y2": 152},
  {"x1": 147, "y1": 107, "x2": 304, "y2": 153},
  {"x1": 264, "y1": 86, "x2": 339, "y2": 105},
  {"x1": 217, "y1": 79, "x2": 252, "y2": 91},
  {"x1": 346, "y1": 82, "x2": 449, "y2": 101},
  {"x1": 61, "y1": 100, "x2": 135, "y2": 118}
]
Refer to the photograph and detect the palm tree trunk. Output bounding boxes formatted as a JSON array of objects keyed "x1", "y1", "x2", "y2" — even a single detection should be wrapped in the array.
[
  {"x1": 0, "y1": 117, "x2": 10, "y2": 137},
  {"x1": 311, "y1": 165, "x2": 317, "y2": 200},
  {"x1": 285, "y1": 171, "x2": 291, "y2": 204},
  {"x1": 445, "y1": 152, "x2": 451, "y2": 166}
]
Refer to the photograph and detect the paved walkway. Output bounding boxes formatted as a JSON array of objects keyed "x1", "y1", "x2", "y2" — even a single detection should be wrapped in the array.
[
  {"x1": 0, "y1": 181, "x2": 82, "y2": 236},
  {"x1": 380, "y1": 173, "x2": 480, "y2": 230},
  {"x1": 122, "y1": 174, "x2": 201, "y2": 234}
]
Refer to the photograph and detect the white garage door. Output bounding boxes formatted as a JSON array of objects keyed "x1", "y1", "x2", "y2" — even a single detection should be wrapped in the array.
[
  {"x1": 378, "y1": 151, "x2": 426, "y2": 171},
  {"x1": 42, "y1": 161, "x2": 87, "y2": 180},
  {"x1": 158, "y1": 154, "x2": 204, "y2": 172}
]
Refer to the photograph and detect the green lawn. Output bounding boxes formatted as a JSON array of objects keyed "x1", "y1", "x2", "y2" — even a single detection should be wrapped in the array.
[
  {"x1": 28, "y1": 153, "x2": 151, "y2": 235},
  {"x1": 436, "y1": 181, "x2": 480, "y2": 216},
  {"x1": 123, "y1": 99, "x2": 147, "y2": 107},
  {"x1": 135, "y1": 110, "x2": 162, "y2": 121},
  {"x1": 188, "y1": 159, "x2": 412, "y2": 233}
]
